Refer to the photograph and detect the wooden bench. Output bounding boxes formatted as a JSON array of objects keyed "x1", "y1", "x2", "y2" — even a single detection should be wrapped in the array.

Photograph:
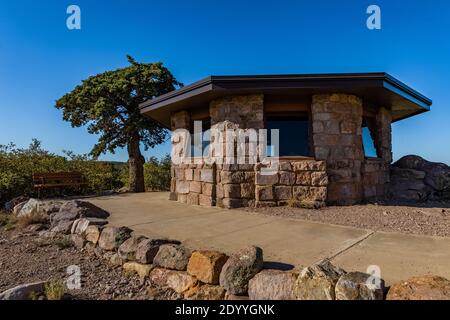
[{"x1": 33, "y1": 172, "x2": 88, "y2": 198}]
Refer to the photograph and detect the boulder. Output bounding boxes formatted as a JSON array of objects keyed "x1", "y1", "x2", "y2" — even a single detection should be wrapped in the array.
[
  {"x1": 118, "y1": 235, "x2": 147, "y2": 260},
  {"x1": 387, "y1": 275, "x2": 450, "y2": 300},
  {"x1": 225, "y1": 293, "x2": 250, "y2": 300},
  {"x1": 166, "y1": 271, "x2": 198, "y2": 294},
  {"x1": 50, "y1": 220, "x2": 74, "y2": 234},
  {"x1": 149, "y1": 267, "x2": 174, "y2": 287},
  {"x1": 219, "y1": 245, "x2": 264, "y2": 295},
  {"x1": 248, "y1": 269, "x2": 297, "y2": 300},
  {"x1": 70, "y1": 234, "x2": 86, "y2": 250},
  {"x1": 0, "y1": 281, "x2": 46, "y2": 300},
  {"x1": 135, "y1": 238, "x2": 181, "y2": 264},
  {"x1": 185, "y1": 284, "x2": 226, "y2": 300},
  {"x1": 122, "y1": 262, "x2": 153, "y2": 279},
  {"x1": 58, "y1": 200, "x2": 110, "y2": 219},
  {"x1": 4, "y1": 196, "x2": 29, "y2": 213},
  {"x1": 335, "y1": 272, "x2": 385, "y2": 300},
  {"x1": 187, "y1": 251, "x2": 228, "y2": 285},
  {"x1": 391, "y1": 155, "x2": 450, "y2": 200},
  {"x1": 98, "y1": 226, "x2": 132, "y2": 251},
  {"x1": 109, "y1": 253, "x2": 125, "y2": 266},
  {"x1": 17, "y1": 199, "x2": 62, "y2": 218},
  {"x1": 85, "y1": 225, "x2": 101, "y2": 245},
  {"x1": 153, "y1": 244, "x2": 191, "y2": 271},
  {"x1": 38, "y1": 230, "x2": 57, "y2": 239},
  {"x1": 13, "y1": 201, "x2": 27, "y2": 215},
  {"x1": 71, "y1": 218, "x2": 108, "y2": 235},
  {"x1": 294, "y1": 259, "x2": 346, "y2": 300}
]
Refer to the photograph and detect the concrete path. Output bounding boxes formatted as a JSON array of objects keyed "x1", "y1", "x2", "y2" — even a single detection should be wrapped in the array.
[{"x1": 89, "y1": 192, "x2": 450, "y2": 285}]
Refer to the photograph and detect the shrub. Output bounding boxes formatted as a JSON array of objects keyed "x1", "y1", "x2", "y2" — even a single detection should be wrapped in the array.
[
  {"x1": 0, "y1": 139, "x2": 125, "y2": 205},
  {"x1": 16, "y1": 212, "x2": 48, "y2": 228},
  {"x1": 45, "y1": 280, "x2": 66, "y2": 300}
]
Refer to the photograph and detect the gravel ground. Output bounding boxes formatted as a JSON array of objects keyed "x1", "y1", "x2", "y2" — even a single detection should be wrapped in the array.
[
  {"x1": 247, "y1": 201, "x2": 450, "y2": 237},
  {"x1": 0, "y1": 227, "x2": 180, "y2": 300}
]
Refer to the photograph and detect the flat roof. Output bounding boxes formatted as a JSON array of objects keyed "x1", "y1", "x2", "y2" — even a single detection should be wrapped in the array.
[{"x1": 140, "y1": 72, "x2": 432, "y2": 128}]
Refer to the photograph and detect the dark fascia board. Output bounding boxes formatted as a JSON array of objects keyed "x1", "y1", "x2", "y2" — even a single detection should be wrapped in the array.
[{"x1": 139, "y1": 73, "x2": 432, "y2": 126}]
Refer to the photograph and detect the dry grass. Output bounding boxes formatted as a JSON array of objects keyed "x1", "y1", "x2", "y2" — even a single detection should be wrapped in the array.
[
  {"x1": 16, "y1": 212, "x2": 48, "y2": 228},
  {"x1": 0, "y1": 212, "x2": 17, "y2": 230},
  {"x1": 45, "y1": 280, "x2": 66, "y2": 300}
]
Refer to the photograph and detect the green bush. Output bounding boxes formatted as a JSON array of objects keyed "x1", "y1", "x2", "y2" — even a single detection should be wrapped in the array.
[
  {"x1": 0, "y1": 139, "x2": 124, "y2": 205},
  {"x1": 0, "y1": 139, "x2": 172, "y2": 206},
  {"x1": 144, "y1": 154, "x2": 171, "y2": 191}
]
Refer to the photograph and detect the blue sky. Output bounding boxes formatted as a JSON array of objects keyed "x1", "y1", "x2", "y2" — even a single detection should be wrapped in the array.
[{"x1": 0, "y1": 0, "x2": 449, "y2": 163}]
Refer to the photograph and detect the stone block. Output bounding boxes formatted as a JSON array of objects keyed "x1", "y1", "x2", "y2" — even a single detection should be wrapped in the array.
[
  {"x1": 187, "y1": 251, "x2": 229, "y2": 285},
  {"x1": 311, "y1": 171, "x2": 328, "y2": 186},
  {"x1": 296, "y1": 171, "x2": 312, "y2": 185},
  {"x1": 279, "y1": 171, "x2": 296, "y2": 185},
  {"x1": 223, "y1": 184, "x2": 241, "y2": 198},
  {"x1": 187, "y1": 193, "x2": 199, "y2": 206},
  {"x1": 256, "y1": 186, "x2": 273, "y2": 201},
  {"x1": 201, "y1": 169, "x2": 214, "y2": 183},
  {"x1": 189, "y1": 181, "x2": 202, "y2": 193},
  {"x1": 240, "y1": 183, "x2": 254, "y2": 198},
  {"x1": 255, "y1": 172, "x2": 279, "y2": 185},
  {"x1": 176, "y1": 181, "x2": 190, "y2": 194},
  {"x1": 274, "y1": 186, "x2": 292, "y2": 200}
]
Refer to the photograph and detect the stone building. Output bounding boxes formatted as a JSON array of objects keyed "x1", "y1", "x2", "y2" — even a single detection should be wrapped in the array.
[{"x1": 140, "y1": 73, "x2": 431, "y2": 208}]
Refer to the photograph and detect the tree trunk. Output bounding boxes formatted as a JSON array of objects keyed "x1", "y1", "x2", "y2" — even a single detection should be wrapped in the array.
[{"x1": 127, "y1": 133, "x2": 145, "y2": 193}]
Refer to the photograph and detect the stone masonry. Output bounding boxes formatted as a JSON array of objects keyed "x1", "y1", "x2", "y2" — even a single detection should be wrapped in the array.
[{"x1": 169, "y1": 93, "x2": 393, "y2": 208}]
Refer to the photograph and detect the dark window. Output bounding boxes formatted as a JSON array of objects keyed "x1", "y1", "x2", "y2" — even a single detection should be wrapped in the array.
[
  {"x1": 190, "y1": 118, "x2": 211, "y2": 157},
  {"x1": 362, "y1": 118, "x2": 377, "y2": 158},
  {"x1": 266, "y1": 114, "x2": 310, "y2": 157}
]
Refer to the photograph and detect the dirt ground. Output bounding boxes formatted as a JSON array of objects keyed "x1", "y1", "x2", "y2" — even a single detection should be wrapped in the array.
[
  {"x1": 0, "y1": 227, "x2": 179, "y2": 300},
  {"x1": 247, "y1": 201, "x2": 450, "y2": 237}
]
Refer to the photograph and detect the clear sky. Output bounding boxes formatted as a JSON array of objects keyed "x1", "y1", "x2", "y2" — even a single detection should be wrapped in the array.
[{"x1": 1, "y1": 0, "x2": 449, "y2": 163}]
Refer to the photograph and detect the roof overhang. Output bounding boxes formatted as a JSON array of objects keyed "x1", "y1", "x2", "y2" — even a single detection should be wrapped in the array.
[{"x1": 139, "y1": 72, "x2": 432, "y2": 128}]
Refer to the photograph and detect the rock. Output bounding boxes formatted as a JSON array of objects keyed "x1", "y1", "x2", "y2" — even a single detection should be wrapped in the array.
[
  {"x1": 70, "y1": 234, "x2": 86, "y2": 250},
  {"x1": 50, "y1": 220, "x2": 73, "y2": 234},
  {"x1": 98, "y1": 226, "x2": 132, "y2": 251},
  {"x1": 70, "y1": 217, "x2": 108, "y2": 235},
  {"x1": 392, "y1": 155, "x2": 450, "y2": 200},
  {"x1": 149, "y1": 267, "x2": 174, "y2": 287},
  {"x1": 109, "y1": 253, "x2": 126, "y2": 266},
  {"x1": 248, "y1": 269, "x2": 297, "y2": 300},
  {"x1": 387, "y1": 275, "x2": 450, "y2": 300},
  {"x1": 153, "y1": 244, "x2": 191, "y2": 271},
  {"x1": 122, "y1": 262, "x2": 153, "y2": 279},
  {"x1": 0, "y1": 281, "x2": 47, "y2": 300},
  {"x1": 26, "y1": 224, "x2": 46, "y2": 232},
  {"x1": 85, "y1": 225, "x2": 101, "y2": 245},
  {"x1": 187, "y1": 251, "x2": 228, "y2": 285},
  {"x1": 185, "y1": 284, "x2": 226, "y2": 300},
  {"x1": 335, "y1": 272, "x2": 385, "y2": 300},
  {"x1": 166, "y1": 271, "x2": 198, "y2": 294},
  {"x1": 4, "y1": 196, "x2": 29, "y2": 213},
  {"x1": 294, "y1": 259, "x2": 346, "y2": 300},
  {"x1": 225, "y1": 293, "x2": 250, "y2": 300},
  {"x1": 58, "y1": 200, "x2": 109, "y2": 219},
  {"x1": 50, "y1": 211, "x2": 80, "y2": 224},
  {"x1": 135, "y1": 238, "x2": 181, "y2": 264},
  {"x1": 13, "y1": 201, "x2": 27, "y2": 215},
  {"x1": 219, "y1": 245, "x2": 264, "y2": 295},
  {"x1": 118, "y1": 235, "x2": 147, "y2": 260},
  {"x1": 38, "y1": 230, "x2": 57, "y2": 239},
  {"x1": 17, "y1": 199, "x2": 62, "y2": 218}
]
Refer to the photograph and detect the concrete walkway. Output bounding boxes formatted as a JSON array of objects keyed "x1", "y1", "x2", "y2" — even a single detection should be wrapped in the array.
[{"x1": 89, "y1": 192, "x2": 450, "y2": 285}]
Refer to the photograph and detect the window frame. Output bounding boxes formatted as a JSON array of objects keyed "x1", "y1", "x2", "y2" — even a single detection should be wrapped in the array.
[{"x1": 264, "y1": 111, "x2": 314, "y2": 159}]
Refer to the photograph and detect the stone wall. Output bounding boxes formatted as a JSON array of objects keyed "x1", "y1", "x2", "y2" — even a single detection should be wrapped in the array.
[
  {"x1": 169, "y1": 93, "x2": 394, "y2": 208},
  {"x1": 362, "y1": 159, "x2": 390, "y2": 201},
  {"x1": 255, "y1": 160, "x2": 328, "y2": 208},
  {"x1": 171, "y1": 163, "x2": 215, "y2": 206},
  {"x1": 311, "y1": 94, "x2": 364, "y2": 205}
]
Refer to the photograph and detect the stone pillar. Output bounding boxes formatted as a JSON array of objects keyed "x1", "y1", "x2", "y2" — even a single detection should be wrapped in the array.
[
  {"x1": 209, "y1": 94, "x2": 264, "y2": 208},
  {"x1": 375, "y1": 107, "x2": 392, "y2": 163},
  {"x1": 170, "y1": 111, "x2": 191, "y2": 201},
  {"x1": 311, "y1": 94, "x2": 364, "y2": 205}
]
